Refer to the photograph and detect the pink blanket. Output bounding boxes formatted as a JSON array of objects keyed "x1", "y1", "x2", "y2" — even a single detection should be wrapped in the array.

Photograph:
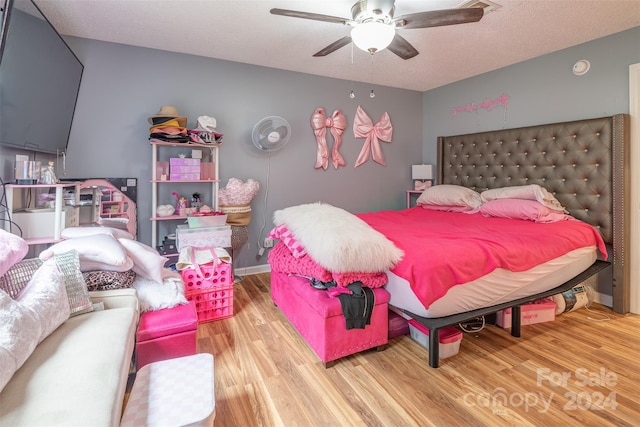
[
  {"x1": 268, "y1": 242, "x2": 388, "y2": 288},
  {"x1": 357, "y1": 207, "x2": 607, "y2": 309}
]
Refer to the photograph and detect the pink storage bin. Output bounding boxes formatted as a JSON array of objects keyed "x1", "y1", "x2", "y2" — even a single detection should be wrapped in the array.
[
  {"x1": 170, "y1": 173, "x2": 200, "y2": 181},
  {"x1": 407, "y1": 320, "x2": 463, "y2": 359},
  {"x1": 388, "y1": 310, "x2": 410, "y2": 339},
  {"x1": 496, "y1": 298, "x2": 556, "y2": 328},
  {"x1": 170, "y1": 165, "x2": 201, "y2": 173},
  {"x1": 170, "y1": 157, "x2": 200, "y2": 166}
]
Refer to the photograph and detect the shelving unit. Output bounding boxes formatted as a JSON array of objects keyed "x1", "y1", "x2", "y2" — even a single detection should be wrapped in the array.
[
  {"x1": 99, "y1": 188, "x2": 127, "y2": 218},
  {"x1": 3, "y1": 182, "x2": 80, "y2": 245},
  {"x1": 150, "y1": 140, "x2": 220, "y2": 249}
]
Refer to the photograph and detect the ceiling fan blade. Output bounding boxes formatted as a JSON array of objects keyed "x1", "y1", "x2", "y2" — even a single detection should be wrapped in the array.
[
  {"x1": 387, "y1": 34, "x2": 418, "y2": 60},
  {"x1": 395, "y1": 8, "x2": 484, "y2": 29},
  {"x1": 313, "y1": 36, "x2": 353, "y2": 57},
  {"x1": 270, "y1": 8, "x2": 350, "y2": 25}
]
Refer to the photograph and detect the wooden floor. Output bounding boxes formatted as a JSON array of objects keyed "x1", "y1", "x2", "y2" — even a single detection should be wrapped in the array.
[{"x1": 196, "y1": 273, "x2": 640, "y2": 427}]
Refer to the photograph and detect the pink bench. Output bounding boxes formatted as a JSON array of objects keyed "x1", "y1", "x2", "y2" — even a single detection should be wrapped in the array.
[{"x1": 270, "y1": 272, "x2": 389, "y2": 367}]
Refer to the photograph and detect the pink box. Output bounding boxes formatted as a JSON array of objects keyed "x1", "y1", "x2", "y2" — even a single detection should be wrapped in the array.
[
  {"x1": 496, "y1": 298, "x2": 556, "y2": 328},
  {"x1": 170, "y1": 157, "x2": 200, "y2": 165},
  {"x1": 170, "y1": 165, "x2": 200, "y2": 173},
  {"x1": 170, "y1": 173, "x2": 200, "y2": 181},
  {"x1": 176, "y1": 224, "x2": 231, "y2": 250},
  {"x1": 200, "y1": 162, "x2": 215, "y2": 180},
  {"x1": 155, "y1": 161, "x2": 169, "y2": 179}
]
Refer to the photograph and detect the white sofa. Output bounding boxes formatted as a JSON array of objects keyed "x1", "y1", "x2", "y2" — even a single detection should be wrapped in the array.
[{"x1": 0, "y1": 288, "x2": 139, "y2": 427}]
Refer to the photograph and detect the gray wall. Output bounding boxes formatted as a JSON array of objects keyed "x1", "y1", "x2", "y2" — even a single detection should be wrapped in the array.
[
  {"x1": 422, "y1": 27, "x2": 640, "y2": 168},
  {"x1": 18, "y1": 38, "x2": 423, "y2": 269}
]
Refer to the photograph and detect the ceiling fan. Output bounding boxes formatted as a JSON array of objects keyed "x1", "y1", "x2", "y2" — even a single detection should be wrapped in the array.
[{"x1": 270, "y1": 0, "x2": 484, "y2": 60}]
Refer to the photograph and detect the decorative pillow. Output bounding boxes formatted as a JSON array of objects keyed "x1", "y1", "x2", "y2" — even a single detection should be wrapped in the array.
[
  {"x1": 268, "y1": 225, "x2": 307, "y2": 258},
  {"x1": 273, "y1": 202, "x2": 404, "y2": 273},
  {"x1": 480, "y1": 199, "x2": 572, "y2": 223},
  {"x1": 53, "y1": 250, "x2": 93, "y2": 316},
  {"x1": 0, "y1": 260, "x2": 71, "y2": 392},
  {"x1": 83, "y1": 270, "x2": 137, "y2": 291},
  {"x1": 480, "y1": 184, "x2": 567, "y2": 212},
  {"x1": 0, "y1": 229, "x2": 28, "y2": 277},
  {"x1": 39, "y1": 234, "x2": 134, "y2": 272},
  {"x1": 0, "y1": 258, "x2": 43, "y2": 299},
  {"x1": 132, "y1": 276, "x2": 188, "y2": 313},
  {"x1": 61, "y1": 225, "x2": 134, "y2": 240},
  {"x1": 117, "y1": 238, "x2": 167, "y2": 284},
  {"x1": 416, "y1": 185, "x2": 482, "y2": 213}
]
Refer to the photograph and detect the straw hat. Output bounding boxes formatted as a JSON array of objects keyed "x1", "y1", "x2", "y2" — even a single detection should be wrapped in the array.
[{"x1": 148, "y1": 105, "x2": 187, "y2": 128}]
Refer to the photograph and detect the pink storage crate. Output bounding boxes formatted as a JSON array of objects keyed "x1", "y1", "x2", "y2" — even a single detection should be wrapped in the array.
[
  {"x1": 181, "y1": 263, "x2": 232, "y2": 292},
  {"x1": 185, "y1": 285, "x2": 234, "y2": 323},
  {"x1": 496, "y1": 298, "x2": 556, "y2": 328}
]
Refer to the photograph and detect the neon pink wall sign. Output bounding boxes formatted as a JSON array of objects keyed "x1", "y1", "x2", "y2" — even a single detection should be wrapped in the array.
[{"x1": 452, "y1": 94, "x2": 509, "y2": 117}]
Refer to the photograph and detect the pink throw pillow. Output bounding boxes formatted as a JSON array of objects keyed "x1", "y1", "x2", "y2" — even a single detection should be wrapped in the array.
[
  {"x1": 480, "y1": 199, "x2": 571, "y2": 223},
  {"x1": 0, "y1": 230, "x2": 28, "y2": 277},
  {"x1": 268, "y1": 225, "x2": 307, "y2": 258}
]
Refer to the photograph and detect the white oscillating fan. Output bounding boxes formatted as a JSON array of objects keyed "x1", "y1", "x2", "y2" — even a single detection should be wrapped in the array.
[{"x1": 251, "y1": 116, "x2": 291, "y2": 152}]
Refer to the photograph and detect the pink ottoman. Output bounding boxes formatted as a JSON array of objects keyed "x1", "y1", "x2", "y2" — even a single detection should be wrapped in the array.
[
  {"x1": 136, "y1": 301, "x2": 198, "y2": 370},
  {"x1": 270, "y1": 272, "x2": 389, "y2": 367}
]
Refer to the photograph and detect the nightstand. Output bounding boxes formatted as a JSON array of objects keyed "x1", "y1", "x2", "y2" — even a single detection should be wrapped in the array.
[{"x1": 406, "y1": 190, "x2": 422, "y2": 208}]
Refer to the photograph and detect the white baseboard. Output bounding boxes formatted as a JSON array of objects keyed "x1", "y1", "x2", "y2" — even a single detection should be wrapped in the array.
[{"x1": 234, "y1": 263, "x2": 271, "y2": 277}]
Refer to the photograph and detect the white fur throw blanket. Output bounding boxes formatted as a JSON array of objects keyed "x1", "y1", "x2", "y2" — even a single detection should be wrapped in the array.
[{"x1": 273, "y1": 202, "x2": 404, "y2": 273}]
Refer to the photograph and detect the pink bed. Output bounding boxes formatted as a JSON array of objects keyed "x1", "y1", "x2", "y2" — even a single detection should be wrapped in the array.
[{"x1": 356, "y1": 207, "x2": 606, "y2": 312}]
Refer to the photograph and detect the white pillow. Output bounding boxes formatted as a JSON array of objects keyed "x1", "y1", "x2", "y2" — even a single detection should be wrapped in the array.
[
  {"x1": 39, "y1": 234, "x2": 134, "y2": 272},
  {"x1": 416, "y1": 185, "x2": 482, "y2": 213},
  {"x1": 0, "y1": 260, "x2": 70, "y2": 392},
  {"x1": 61, "y1": 226, "x2": 134, "y2": 240},
  {"x1": 118, "y1": 238, "x2": 167, "y2": 284},
  {"x1": 132, "y1": 276, "x2": 188, "y2": 313},
  {"x1": 480, "y1": 184, "x2": 567, "y2": 212}
]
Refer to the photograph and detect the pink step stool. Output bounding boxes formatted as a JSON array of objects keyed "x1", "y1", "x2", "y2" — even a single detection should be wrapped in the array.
[
  {"x1": 270, "y1": 272, "x2": 389, "y2": 367},
  {"x1": 136, "y1": 301, "x2": 198, "y2": 370}
]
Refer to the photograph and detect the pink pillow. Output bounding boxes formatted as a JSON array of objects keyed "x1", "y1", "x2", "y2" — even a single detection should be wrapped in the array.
[
  {"x1": 268, "y1": 225, "x2": 307, "y2": 258},
  {"x1": 480, "y1": 199, "x2": 571, "y2": 223},
  {"x1": 0, "y1": 230, "x2": 28, "y2": 277}
]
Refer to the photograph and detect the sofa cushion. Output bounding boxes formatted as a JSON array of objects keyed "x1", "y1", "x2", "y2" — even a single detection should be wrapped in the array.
[{"x1": 0, "y1": 305, "x2": 137, "y2": 426}]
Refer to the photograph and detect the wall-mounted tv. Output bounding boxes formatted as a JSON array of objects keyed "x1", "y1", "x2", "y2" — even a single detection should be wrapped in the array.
[{"x1": 0, "y1": 0, "x2": 83, "y2": 155}]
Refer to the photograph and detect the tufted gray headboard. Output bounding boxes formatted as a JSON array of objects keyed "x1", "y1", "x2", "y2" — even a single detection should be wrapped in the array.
[{"x1": 437, "y1": 114, "x2": 630, "y2": 313}]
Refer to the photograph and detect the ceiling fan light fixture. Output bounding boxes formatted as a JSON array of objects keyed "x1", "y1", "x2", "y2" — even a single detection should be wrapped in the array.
[{"x1": 351, "y1": 21, "x2": 395, "y2": 54}]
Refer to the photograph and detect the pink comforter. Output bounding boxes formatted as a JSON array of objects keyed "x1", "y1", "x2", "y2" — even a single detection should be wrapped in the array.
[{"x1": 357, "y1": 207, "x2": 607, "y2": 309}]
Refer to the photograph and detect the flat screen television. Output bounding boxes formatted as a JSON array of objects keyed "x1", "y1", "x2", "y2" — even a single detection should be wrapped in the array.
[{"x1": 0, "y1": 0, "x2": 83, "y2": 155}]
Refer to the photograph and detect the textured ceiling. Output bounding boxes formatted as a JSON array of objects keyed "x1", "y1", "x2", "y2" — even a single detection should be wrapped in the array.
[{"x1": 32, "y1": 0, "x2": 640, "y2": 92}]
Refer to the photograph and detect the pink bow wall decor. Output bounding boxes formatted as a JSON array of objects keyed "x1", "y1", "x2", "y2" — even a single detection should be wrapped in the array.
[
  {"x1": 353, "y1": 105, "x2": 393, "y2": 168},
  {"x1": 310, "y1": 107, "x2": 347, "y2": 170}
]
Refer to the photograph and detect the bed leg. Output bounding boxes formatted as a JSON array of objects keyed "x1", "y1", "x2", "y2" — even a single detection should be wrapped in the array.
[
  {"x1": 511, "y1": 305, "x2": 522, "y2": 338},
  {"x1": 428, "y1": 328, "x2": 440, "y2": 368}
]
